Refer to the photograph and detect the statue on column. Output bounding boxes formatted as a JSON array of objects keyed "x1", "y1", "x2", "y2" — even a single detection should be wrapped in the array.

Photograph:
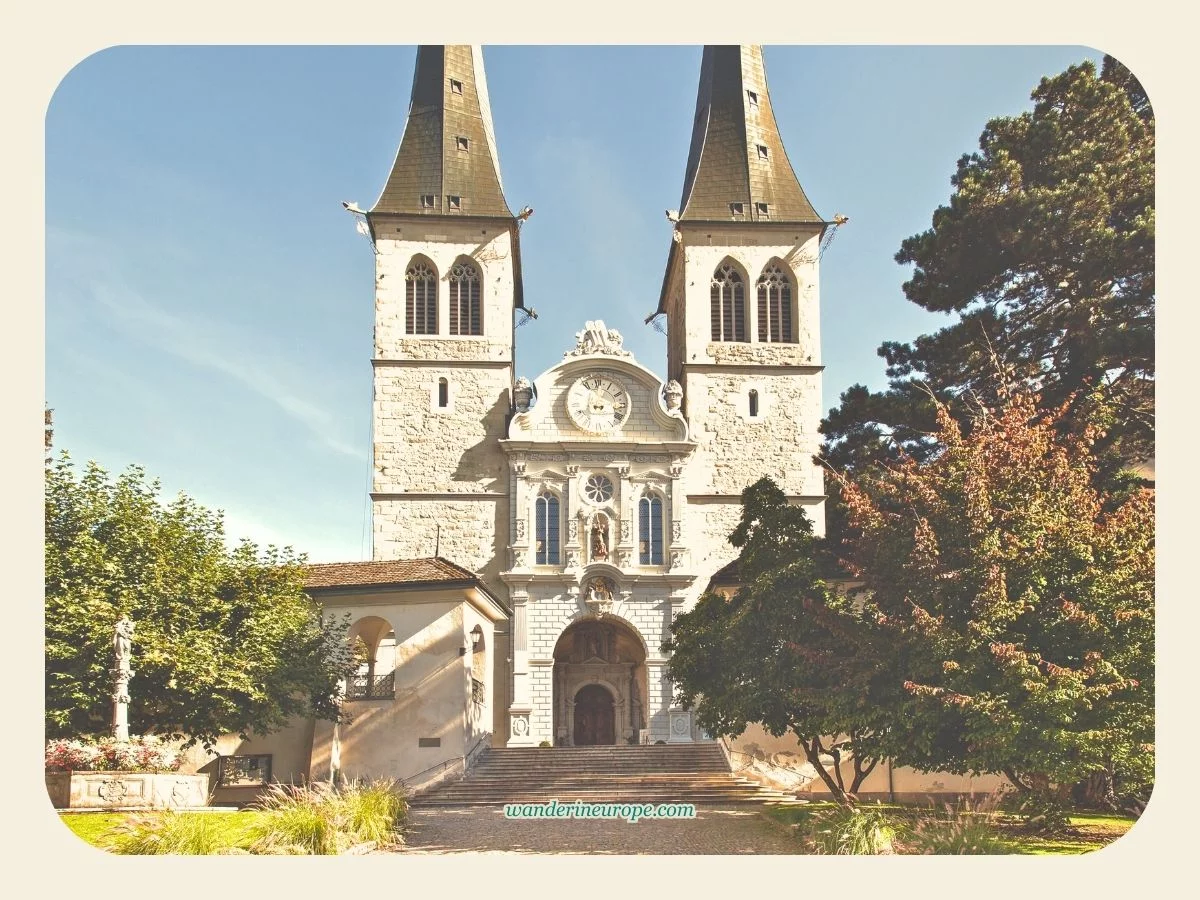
[{"x1": 111, "y1": 616, "x2": 135, "y2": 742}]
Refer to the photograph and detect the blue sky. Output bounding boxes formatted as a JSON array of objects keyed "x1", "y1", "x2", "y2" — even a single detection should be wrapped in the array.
[{"x1": 45, "y1": 44, "x2": 1102, "y2": 562}]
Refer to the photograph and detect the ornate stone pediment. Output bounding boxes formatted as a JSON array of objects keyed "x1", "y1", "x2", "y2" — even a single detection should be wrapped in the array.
[{"x1": 564, "y1": 320, "x2": 633, "y2": 359}]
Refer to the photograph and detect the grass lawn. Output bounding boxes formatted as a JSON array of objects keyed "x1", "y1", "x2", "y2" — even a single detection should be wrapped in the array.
[
  {"x1": 761, "y1": 803, "x2": 1136, "y2": 855},
  {"x1": 59, "y1": 811, "x2": 266, "y2": 852}
]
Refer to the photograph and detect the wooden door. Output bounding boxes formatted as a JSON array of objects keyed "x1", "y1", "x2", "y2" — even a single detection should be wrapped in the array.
[{"x1": 573, "y1": 685, "x2": 615, "y2": 745}]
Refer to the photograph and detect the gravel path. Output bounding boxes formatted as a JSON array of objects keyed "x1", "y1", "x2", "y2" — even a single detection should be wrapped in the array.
[{"x1": 400, "y1": 804, "x2": 799, "y2": 854}]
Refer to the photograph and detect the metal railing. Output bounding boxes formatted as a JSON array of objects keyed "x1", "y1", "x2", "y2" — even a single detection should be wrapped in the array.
[
  {"x1": 471, "y1": 678, "x2": 485, "y2": 706},
  {"x1": 346, "y1": 672, "x2": 394, "y2": 700}
]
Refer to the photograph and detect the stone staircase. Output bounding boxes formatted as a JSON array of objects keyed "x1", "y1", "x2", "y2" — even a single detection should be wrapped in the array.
[{"x1": 411, "y1": 742, "x2": 795, "y2": 807}]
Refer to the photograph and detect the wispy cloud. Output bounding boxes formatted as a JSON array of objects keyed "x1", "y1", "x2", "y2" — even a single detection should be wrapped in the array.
[{"x1": 48, "y1": 225, "x2": 365, "y2": 461}]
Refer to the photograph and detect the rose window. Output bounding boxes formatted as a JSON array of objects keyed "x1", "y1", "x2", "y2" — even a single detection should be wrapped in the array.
[{"x1": 583, "y1": 474, "x2": 614, "y2": 504}]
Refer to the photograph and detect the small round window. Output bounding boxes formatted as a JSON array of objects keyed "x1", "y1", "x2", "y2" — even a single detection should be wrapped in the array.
[{"x1": 583, "y1": 474, "x2": 614, "y2": 504}]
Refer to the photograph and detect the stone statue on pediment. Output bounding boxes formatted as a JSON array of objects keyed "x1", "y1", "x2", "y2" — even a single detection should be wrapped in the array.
[{"x1": 564, "y1": 320, "x2": 633, "y2": 359}]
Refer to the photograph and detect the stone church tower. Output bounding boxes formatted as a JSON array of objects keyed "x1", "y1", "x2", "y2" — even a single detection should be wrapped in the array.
[
  {"x1": 364, "y1": 46, "x2": 525, "y2": 592},
  {"x1": 656, "y1": 45, "x2": 827, "y2": 568}
]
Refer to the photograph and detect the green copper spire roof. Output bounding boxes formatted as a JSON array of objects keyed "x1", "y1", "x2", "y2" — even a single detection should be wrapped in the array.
[
  {"x1": 678, "y1": 45, "x2": 821, "y2": 223},
  {"x1": 370, "y1": 45, "x2": 514, "y2": 218}
]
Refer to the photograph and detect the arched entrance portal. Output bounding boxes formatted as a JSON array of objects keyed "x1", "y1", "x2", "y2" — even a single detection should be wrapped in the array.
[
  {"x1": 573, "y1": 684, "x2": 615, "y2": 746},
  {"x1": 552, "y1": 617, "x2": 647, "y2": 746}
]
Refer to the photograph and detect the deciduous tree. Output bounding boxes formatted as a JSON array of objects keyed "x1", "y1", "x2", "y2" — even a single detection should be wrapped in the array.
[
  {"x1": 837, "y1": 386, "x2": 1154, "y2": 808},
  {"x1": 45, "y1": 453, "x2": 357, "y2": 748},
  {"x1": 664, "y1": 478, "x2": 896, "y2": 805}
]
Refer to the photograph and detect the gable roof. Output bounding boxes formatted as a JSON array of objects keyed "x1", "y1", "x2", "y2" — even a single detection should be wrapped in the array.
[{"x1": 305, "y1": 556, "x2": 478, "y2": 590}]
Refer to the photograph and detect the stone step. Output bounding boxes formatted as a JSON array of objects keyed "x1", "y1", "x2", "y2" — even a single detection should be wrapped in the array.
[{"x1": 412, "y1": 741, "x2": 788, "y2": 809}]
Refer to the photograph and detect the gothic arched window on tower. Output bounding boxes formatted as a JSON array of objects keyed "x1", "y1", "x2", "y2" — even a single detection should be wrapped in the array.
[
  {"x1": 711, "y1": 262, "x2": 747, "y2": 342},
  {"x1": 638, "y1": 494, "x2": 664, "y2": 565},
  {"x1": 757, "y1": 264, "x2": 794, "y2": 343},
  {"x1": 405, "y1": 260, "x2": 438, "y2": 335},
  {"x1": 448, "y1": 260, "x2": 482, "y2": 336},
  {"x1": 535, "y1": 492, "x2": 561, "y2": 565}
]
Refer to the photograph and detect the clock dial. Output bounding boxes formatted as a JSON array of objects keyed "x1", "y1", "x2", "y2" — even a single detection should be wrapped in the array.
[{"x1": 566, "y1": 374, "x2": 630, "y2": 434}]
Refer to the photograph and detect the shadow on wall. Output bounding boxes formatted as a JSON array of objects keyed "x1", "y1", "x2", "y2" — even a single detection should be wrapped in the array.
[{"x1": 452, "y1": 389, "x2": 510, "y2": 487}]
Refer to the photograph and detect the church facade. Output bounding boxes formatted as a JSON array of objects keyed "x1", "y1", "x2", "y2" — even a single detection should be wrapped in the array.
[
  {"x1": 363, "y1": 44, "x2": 825, "y2": 753},
  {"x1": 196, "y1": 45, "x2": 1005, "y2": 803}
]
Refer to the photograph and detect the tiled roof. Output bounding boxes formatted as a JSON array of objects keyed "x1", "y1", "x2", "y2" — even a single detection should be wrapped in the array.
[{"x1": 304, "y1": 557, "x2": 478, "y2": 590}]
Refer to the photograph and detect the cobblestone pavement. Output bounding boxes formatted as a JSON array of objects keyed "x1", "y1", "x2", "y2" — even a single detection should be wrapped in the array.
[{"x1": 400, "y1": 805, "x2": 800, "y2": 854}]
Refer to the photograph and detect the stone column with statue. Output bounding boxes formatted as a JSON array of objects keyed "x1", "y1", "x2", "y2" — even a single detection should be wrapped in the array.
[{"x1": 111, "y1": 616, "x2": 135, "y2": 742}]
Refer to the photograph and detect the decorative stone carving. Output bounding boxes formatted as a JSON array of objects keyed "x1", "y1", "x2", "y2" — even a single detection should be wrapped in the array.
[
  {"x1": 663, "y1": 380, "x2": 683, "y2": 411},
  {"x1": 584, "y1": 577, "x2": 615, "y2": 619},
  {"x1": 564, "y1": 320, "x2": 633, "y2": 359},
  {"x1": 512, "y1": 460, "x2": 526, "y2": 476},
  {"x1": 566, "y1": 549, "x2": 581, "y2": 569},
  {"x1": 620, "y1": 519, "x2": 631, "y2": 543},
  {"x1": 671, "y1": 520, "x2": 682, "y2": 542},
  {"x1": 615, "y1": 548, "x2": 632, "y2": 568},
  {"x1": 668, "y1": 710, "x2": 692, "y2": 743},
  {"x1": 566, "y1": 464, "x2": 579, "y2": 476},
  {"x1": 511, "y1": 715, "x2": 530, "y2": 737},
  {"x1": 568, "y1": 518, "x2": 579, "y2": 542},
  {"x1": 515, "y1": 518, "x2": 526, "y2": 541},
  {"x1": 669, "y1": 462, "x2": 684, "y2": 478},
  {"x1": 513, "y1": 376, "x2": 534, "y2": 412},
  {"x1": 669, "y1": 549, "x2": 686, "y2": 571}
]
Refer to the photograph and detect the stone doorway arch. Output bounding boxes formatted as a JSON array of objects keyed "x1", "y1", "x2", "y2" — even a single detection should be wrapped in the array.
[{"x1": 552, "y1": 616, "x2": 647, "y2": 746}]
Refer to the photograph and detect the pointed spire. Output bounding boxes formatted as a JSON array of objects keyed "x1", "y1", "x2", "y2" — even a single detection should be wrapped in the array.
[
  {"x1": 370, "y1": 46, "x2": 514, "y2": 218},
  {"x1": 678, "y1": 46, "x2": 821, "y2": 223}
]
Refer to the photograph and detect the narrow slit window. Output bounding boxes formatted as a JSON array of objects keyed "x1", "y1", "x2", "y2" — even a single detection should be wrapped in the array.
[
  {"x1": 456, "y1": 136, "x2": 470, "y2": 151},
  {"x1": 450, "y1": 78, "x2": 463, "y2": 94},
  {"x1": 746, "y1": 89, "x2": 758, "y2": 108},
  {"x1": 420, "y1": 194, "x2": 435, "y2": 209},
  {"x1": 438, "y1": 378, "x2": 449, "y2": 408},
  {"x1": 749, "y1": 389, "x2": 759, "y2": 417},
  {"x1": 757, "y1": 144, "x2": 769, "y2": 159},
  {"x1": 535, "y1": 492, "x2": 561, "y2": 565}
]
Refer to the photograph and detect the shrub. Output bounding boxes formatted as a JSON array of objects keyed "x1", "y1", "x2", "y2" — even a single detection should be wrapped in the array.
[
  {"x1": 45, "y1": 736, "x2": 181, "y2": 773},
  {"x1": 538, "y1": 741, "x2": 552, "y2": 748},
  {"x1": 906, "y1": 796, "x2": 1009, "y2": 855},
  {"x1": 248, "y1": 779, "x2": 406, "y2": 855},
  {"x1": 807, "y1": 803, "x2": 897, "y2": 855},
  {"x1": 112, "y1": 811, "x2": 247, "y2": 855},
  {"x1": 1000, "y1": 790, "x2": 1072, "y2": 834}
]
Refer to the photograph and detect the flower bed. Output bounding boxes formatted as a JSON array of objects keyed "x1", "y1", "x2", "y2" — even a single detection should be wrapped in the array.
[
  {"x1": 46, "y1": 736, "x2": 208, "y2": 810},
  {"x1": 46, "y1": 736, "x2": 182, "y2": 773}
]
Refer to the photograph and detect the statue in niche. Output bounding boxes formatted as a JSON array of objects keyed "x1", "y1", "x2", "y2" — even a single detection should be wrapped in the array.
[{"x1": 590, "y1": 516, "x2": 609, "y2": 561}]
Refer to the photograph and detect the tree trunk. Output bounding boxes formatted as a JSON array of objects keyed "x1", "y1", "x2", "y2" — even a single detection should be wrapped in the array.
[
  {"x1": 849, "y1": 755, "x2": 880, "y2": 796},
  {"x1": 797, "y1": 733, "x2": 852, "y2": 806}
]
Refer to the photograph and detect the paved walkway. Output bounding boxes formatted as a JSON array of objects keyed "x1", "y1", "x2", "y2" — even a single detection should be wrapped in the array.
[{"x1": 400, "y1": 805, "x2": 800, "y2": 854}]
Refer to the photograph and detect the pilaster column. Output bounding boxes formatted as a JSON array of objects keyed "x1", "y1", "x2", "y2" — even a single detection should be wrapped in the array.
[{"x1": 507, "y1": 590, "x2": 534, "y2": 746}]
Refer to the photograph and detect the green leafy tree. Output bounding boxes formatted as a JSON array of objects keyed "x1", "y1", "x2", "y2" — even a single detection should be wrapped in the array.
[
  {"x1": 45, "y1": 453, "x2": 358, "y2": 748},
  {"x1": 823, "y1": 56, "x2": 1154, "y2": 480},
  {"x1": 837, "y1": 386, "x2": 1154, "y2": 808},
  {"x1": 664, "y1": 478, "x2": 897, "y2": 806}
]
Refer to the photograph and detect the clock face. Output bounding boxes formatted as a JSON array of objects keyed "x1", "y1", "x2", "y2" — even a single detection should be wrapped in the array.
[{"x1": 566, "y1": 374, "x2": 630, "y2": 434}]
